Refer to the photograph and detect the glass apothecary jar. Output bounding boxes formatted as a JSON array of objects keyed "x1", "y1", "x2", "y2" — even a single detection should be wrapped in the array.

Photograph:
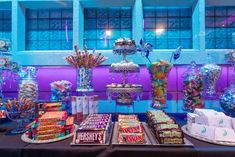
[
  {"x1": 183, "y1": 61, "x2": 204, "y2": 112},
  {"x1": 18, "y1": 67, "x2": 38, "y2": 102}
]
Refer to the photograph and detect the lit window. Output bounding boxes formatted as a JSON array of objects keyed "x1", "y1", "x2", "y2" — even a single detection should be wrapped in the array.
[
  {"x1": 26, "y1": 9, "x2": 73, "y2": 50},
  {"x1": 84, "y1": 8, "x2": 132, "y2": 50},
  {"x1": 205, "y1": 7, "x2": 235, "y2": 49},
  {"x1": 144, "y1": 7, "x2": 192, "y2": 49}
]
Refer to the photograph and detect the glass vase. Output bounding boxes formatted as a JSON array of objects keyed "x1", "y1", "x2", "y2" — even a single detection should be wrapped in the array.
[
  {"x1": 182, "y1": 61, "x2": 204, "y2": 112},
  {"x1": 147, "y1": 60, "x2": 172, "y2": 109},
  {"x1": 18, "y1": 67, "x2": 38, "y2": 102},
  {"x1": 76, "y1": 68, "x2": 93, "y2": 92},
  {"x1": 201, "y1": 64, "x2": 221, "y2": 98},
  {"x1": 220, "y1": 83, "x2": 235, "y2": 117}
]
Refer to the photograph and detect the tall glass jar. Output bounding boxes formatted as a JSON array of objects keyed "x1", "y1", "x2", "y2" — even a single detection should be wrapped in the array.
[
  {"x1": 182, "y1": 61, "x2": 204, "y2": 112},
  {"x1": 220, "y1": 84, "x2": 235, "y2": 117},
  {"x1": 18, "y1": 67, "x2": 38, "y2": 102},
  {"x1": 147, "y1": 60, "x2": 172, "y2": 109},
  {"x1": 76, "y1": 68, "x2": 93, "y2": 92},
  {"x1": 200, "y1": 54, "x2": 221, "y2": 97}
]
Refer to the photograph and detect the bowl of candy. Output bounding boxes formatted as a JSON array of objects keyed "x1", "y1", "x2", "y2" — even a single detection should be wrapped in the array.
[{"x1": 5, "y1": 98, "x2": 35, "y2": 134}]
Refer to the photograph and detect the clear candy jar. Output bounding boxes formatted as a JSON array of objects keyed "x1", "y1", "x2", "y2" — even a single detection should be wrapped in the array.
[
  {"x1": 183, "y1": 61, "x2": 204, "y2": 112},
  {"x1": 220, "y1": 83, "x2": 235, "y2": 117},
  {"x1": 18, "y1": 67, "x2": 38, "y2": 102},
  {"x1": 200, "y1": 54, "x2": 221, "y2": 97}
]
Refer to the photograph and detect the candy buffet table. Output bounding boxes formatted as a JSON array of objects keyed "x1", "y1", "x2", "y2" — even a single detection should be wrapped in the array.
[{"x1": 1, "y1": 114, "x2": 235, "y2": 157}]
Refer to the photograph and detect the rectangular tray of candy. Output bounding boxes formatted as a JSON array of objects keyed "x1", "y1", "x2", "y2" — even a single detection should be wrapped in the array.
[
  {"x1": 112, "y1": 122, "x2": 152, "y2": 146},
  {"x1": 70, "y1": 122, "x2": 114, "y2": 146},
  {"x1": 142, "y1": 123, "x2": 194, "y2": 147}
]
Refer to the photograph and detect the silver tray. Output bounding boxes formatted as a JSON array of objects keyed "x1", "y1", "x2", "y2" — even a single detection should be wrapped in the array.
[
  {"x1": 110, "y1": 66, "x2": 140, "y2": 73},
  {"x1": 182, "y1": 125, "x2": 235, "y2": 146},
  {"x1": 112, "y1": 122, "x2": 152, "y2": 146},
  {"x1": 70, "y1": 123, "x2": 114, "y2": 146},
  {"x1": 143, "y1": 123, "x2": 194, "y2": 147},
  {"x1": 106, "y1": 87, "x2": 143, "y2": 94}
]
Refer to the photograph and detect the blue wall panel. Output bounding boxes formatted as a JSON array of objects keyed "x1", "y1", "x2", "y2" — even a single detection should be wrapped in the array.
[
  {"x1": 26, "y1": 9, "x2": 73, "y2": 50},
  {"x1": 84, "y1": 8, "x2": 132, "y2": 50}
]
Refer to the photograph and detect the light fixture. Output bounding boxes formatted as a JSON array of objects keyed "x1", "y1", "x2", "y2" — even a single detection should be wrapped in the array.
[
  {"x1": 105, "y1": 30, "x2": 112, "y2": 37},
  {"x1": 155, "y1": 28, "x2": 165, "y2": 35}
]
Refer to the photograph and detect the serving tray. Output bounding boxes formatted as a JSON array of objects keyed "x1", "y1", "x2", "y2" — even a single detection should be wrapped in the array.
[
  {"x1": 143, "y1": 123, "x2": 194, "y2": 147},
  {"x1": 70, "y1": 123, "x2": 114, "y2": 146},
  {"x1": 21, "y1": 124, "x2": 77, "y2": 144},
  {"x1": 182, "y1": 125, "x2": 235, "y2": 146},
  {"x1": 112, "y1": 122, "x2": 152, "y2": 146}
]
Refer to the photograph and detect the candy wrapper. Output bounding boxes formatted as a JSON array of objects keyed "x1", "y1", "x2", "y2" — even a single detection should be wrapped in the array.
[
  {"x1": 0, "y1": 110, "x2": 6, "y2": 118},
  {"x1": 220, "y1": 84, "x2": 235, "y2": 117},
  {"x1": 147, "y1": 60, "x2": 172, "y2": 109},
  {"x1": 50, "y1": 80, "x2": 72, "y2": 102},
  {"x1": 200, "y1": 64, "x2": 221, "y2": 97},
  {"x1": 117, "y1": 115, "x2": 145, "y2": 144},
  {"x1": 183, "y1": 62, "x2": 204, "y2": 111}
]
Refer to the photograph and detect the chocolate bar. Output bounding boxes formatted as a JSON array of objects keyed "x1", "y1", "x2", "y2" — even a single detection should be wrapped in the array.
[
  {"x1": 117, "y1": 115, "x2": 145, "y2": 144},
  {"x1": 38, "y1": 111, "x2": 67, "y2": 122},
  {"x1": 73, "y1": 114, "x2": 112, "y2": 144},
  {"x1": 146, "y1": 110, "x2": 184, "y2": 144}
]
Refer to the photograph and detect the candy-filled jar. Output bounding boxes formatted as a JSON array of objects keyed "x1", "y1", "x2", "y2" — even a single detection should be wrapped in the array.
[
  {"x1": 18, "y1": 67, "x2": 38, "y2": 102},
  {"x1": 220, "y1": 84, "x2": 235, "y2": 117},
  {"x1": 50, "y1": 80, "x2": 72, "y2": 102},
  {"x1": 147, "y1": 60, "x2": 172, "y2": 109},
  {"x1": 182, "y1": 61, "x2": 204, "y2": 111},
  {"x1": 200, "y1": 55, "x2": 221, "y2": 97},
  {"x1": 76, "y1": 67, "x2": 93, "y2": 92}
]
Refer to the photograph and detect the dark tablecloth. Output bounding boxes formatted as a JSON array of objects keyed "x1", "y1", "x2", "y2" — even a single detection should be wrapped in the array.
[{"x1": 1, "y1": 114, "x2": 235, "y2": 157}]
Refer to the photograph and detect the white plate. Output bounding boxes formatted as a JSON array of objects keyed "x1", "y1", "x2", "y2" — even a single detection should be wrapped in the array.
[
  {"x1": 21, "y1": 124, "x2": 77, "y2": 144},
  {"x1": 182, "y1": 125, "x2": 235, "y2": 146}
]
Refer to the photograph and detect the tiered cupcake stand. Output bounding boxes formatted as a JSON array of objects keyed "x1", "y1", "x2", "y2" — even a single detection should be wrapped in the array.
[{"x1": 106, "y1": 43, "x2": 143, "y2": 113}]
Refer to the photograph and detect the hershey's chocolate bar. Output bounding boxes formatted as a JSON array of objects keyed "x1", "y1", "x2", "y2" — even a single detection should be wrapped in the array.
[{"x1": 75, "y1": 131, "x2": 105, "y2": 144}]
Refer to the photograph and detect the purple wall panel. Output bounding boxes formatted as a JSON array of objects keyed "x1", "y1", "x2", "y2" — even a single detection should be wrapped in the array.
[
  {"x1": 167, "y1": 67, "x2": 177, "y2": 91},
  {"x1": 176, "y1": 66, "x2": 187, "y2": 91},
  {"x1": 2, "y1": 79, "x2": 18, "y2": 92},
  {"x1": 2, "y1": 65, "x2": 233, "y2": 100},
  {"x1": 228, "y1": 66, "x2": 235, "y2": 86},
  {"x1": 37, "y1": 68, "x2": 77, "y2": 92},
  {"x1": 216, "y1": 66, "x2": 228, "y2": 92},
  {"x1": 92, "y1": 67, "x2": 111, "y2": 91}
]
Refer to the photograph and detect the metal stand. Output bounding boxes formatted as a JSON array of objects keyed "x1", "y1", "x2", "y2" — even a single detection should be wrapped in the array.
[{"x1": 107, "y1": 46, "x2": 143, "y2": 113}]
